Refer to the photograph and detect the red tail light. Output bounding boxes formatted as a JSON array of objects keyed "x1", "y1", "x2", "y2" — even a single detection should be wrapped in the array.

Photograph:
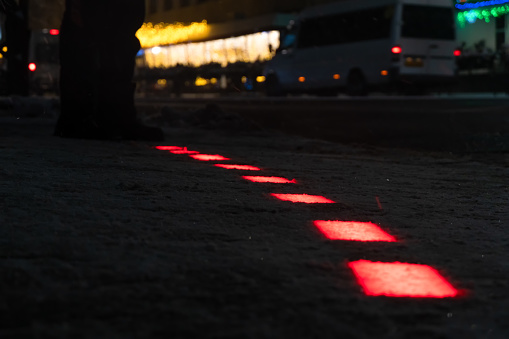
[
  {"x1": 49, "y1": 29, "x2": 60, "y2": 36},
  {"x1": 28, "y1": 63, "x2": 36, "y2": 72},
  {"x1": 391, "y1": 46, "x2": 402, "y2": 54},
  {"x1": 454, "y1": 49, "x2": 461, "y2": 57}
]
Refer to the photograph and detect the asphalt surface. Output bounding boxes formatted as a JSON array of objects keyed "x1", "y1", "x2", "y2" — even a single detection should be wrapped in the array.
[
  {"x1": 1, "y1": 96, "x2": 508, "y2": 338},
  {"x1": 138, "y1": 95, "x2": 509, "y2": 153}
]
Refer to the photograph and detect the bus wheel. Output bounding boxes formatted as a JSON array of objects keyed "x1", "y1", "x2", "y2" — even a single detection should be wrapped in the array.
[
  {"x1": 346, "y1": 70, "x2": 368, "y2": 96},
  {"x1": 265, "y1": 74, "x2": 284, "y2": 97}
]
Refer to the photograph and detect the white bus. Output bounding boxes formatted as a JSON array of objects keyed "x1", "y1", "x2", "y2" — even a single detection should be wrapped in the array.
[{"x1": 264, "y1": 0, "x2": 458, "y2": 96}]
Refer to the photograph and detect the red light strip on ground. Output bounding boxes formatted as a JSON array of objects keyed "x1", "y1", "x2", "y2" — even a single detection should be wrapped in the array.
[
  {"x1": 243, "y1": 176, "x2": 297, "y2": 184},
  {"x1": 171, "y1": 149, "x2": 199, "y2": 154},
  {"x1": 313, "y1": 221, "x2": 396, "y2": 242},
  {"x1": 153, "y1": 145, "x2": 462, "y2": 298},
  {"x1": 348, "y1": 260, "x2": 459, "y2": 298},
  {"x1": 271, "y1": 193, "x2": 335, "y2": 204},
  {"x1": 189, "y1": 154, "x2": 230, "y2": 161},
  {"x1": 215, "y1": 164, "x2": 261, "y2": 171},
  {"x1": 155, "y1": 146, "x2": 184, "y2": 151}
]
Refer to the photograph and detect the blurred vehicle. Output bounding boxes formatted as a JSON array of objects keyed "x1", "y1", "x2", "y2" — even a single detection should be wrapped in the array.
[
  {"x1": 28, "y1": 29, "x2": 60, "y2": 95},
  {"x1": 264, "y1": 0, "x2": 459, "y2": 96}
]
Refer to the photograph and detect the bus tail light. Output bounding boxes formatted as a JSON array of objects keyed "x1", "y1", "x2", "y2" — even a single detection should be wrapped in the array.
[
  {"x1": 49, "y1": 29, "x2": 60, "y2": 36},
  {"x1": 28, "y1": 63, "x2": 36, "y2": 72},
  {"x1": 454, "y1": 49, "x2": 461, "y2": 57}
]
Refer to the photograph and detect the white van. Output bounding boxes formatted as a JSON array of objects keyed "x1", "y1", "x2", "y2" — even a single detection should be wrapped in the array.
[{"x1": 264, "y1": 0, "x2": 458, "y2": 95}]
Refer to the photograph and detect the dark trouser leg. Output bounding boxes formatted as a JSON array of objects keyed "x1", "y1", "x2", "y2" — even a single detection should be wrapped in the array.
[{"x1": 55, "y1": 0, "x2": 163, "y2": 140}]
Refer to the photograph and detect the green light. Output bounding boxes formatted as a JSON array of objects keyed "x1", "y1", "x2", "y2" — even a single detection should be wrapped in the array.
[{"x1": 458, "y1": 5, "x2": 509, "y2": 26}]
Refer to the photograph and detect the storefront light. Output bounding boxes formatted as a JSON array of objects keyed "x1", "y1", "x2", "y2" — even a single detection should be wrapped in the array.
[{"x1": 458, "y1": 5, "x2": 509, "y2": 25}]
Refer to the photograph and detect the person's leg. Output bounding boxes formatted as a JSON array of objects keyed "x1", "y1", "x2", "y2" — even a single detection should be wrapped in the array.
[
  {"x1": 55, "y1": 0, "x2": 106, "y2": 138},
  {"x1": 55, "y1": 0, "x2": 163, "y2": 140},
  {"x1": 99, "y1": 0, "x2": 164, "y2": 140}
]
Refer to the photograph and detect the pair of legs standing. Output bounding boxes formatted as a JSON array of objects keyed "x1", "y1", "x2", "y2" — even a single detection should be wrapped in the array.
[{"x1": 55, "y1": 0, "x2": 163, "y2": 141}]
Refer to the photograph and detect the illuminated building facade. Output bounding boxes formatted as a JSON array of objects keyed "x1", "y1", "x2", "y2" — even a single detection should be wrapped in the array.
[{"x1": 138, "y1": 0, "x2": 338, "y2": 70}]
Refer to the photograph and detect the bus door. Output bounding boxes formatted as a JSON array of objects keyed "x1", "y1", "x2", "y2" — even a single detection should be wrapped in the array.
[{"x1": 399, "y1": 3, "x2": 456, "y2": 78}]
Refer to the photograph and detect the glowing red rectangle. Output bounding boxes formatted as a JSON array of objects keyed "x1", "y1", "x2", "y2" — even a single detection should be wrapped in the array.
[
  {"x1": 313, "y1": 221, "x2": 396, "y2": 242},
  {"x1": 171, "y1": 149, "x2": 199, "y2": 154},
  {"x1": 155, "y1": 146, "x2": 184, "y2": 151},
  {"x1": 348, "y1": 260, "x2": 459, "y2": 298},
  {"x1": 270, "y1": 193, "x2": 335, "y2": 204},
  {"x1": 215, "y1": 164, "x2": 261, "y2": 171},
  {"x1": 189, "y1": 154, "x2": 230, "y2": 161},
  {"x1": 243, "y1": 176, "x2": 296, "y2": 184}
]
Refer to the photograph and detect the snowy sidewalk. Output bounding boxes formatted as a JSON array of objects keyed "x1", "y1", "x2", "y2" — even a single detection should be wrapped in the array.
[{"x1": 1, "y1": 115, "x2": 508, "y2": 338}]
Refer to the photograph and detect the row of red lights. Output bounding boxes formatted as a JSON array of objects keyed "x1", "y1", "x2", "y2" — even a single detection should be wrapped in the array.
[{"x1": 155, "y1": 145, "x2": 461, "y2": 298}]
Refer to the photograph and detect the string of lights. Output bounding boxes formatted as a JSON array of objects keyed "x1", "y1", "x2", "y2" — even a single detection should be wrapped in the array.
[
  {"x1": 457, "y1": 4, "x2": 509, "y2": 24},
  {"x1": 455, "y1": 0, "x2": 509, "y2": 10}
]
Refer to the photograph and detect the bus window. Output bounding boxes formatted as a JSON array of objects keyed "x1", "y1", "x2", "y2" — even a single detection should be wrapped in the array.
[
  {"x1": 282, "y1": 33, "x2": 296, "y2": 49},
  {"x1": 402, "y1": 5, "x2": 455, "y2": 40},
  {"x1": 298, "y1": 6, "x2": 394, "y2": 49}
]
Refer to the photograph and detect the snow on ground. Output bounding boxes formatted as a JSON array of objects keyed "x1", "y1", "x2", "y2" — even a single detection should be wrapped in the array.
[{"x1": 0, "y1": 98, "x2": 508, "y2": 338}]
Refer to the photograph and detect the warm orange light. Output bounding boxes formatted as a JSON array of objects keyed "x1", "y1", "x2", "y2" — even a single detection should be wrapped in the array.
[
  {"x1": 348, "y1": 260, "x2": 459, "y2": 298},
  {"x1": 313, "y1": 221, "x2": 396, "y2": 242},
  {"x1": 243, "y1": 176, "x2": 296, "y2": 184},
  {"x1": 136, "y1": 21, "x2": 210, "y2": 49},
  {"x1": 189, "y1": 154, "x2": 230, "y2": 161},
  {"x1": 271, "y1": 193, "x2": 335, "y2": 204},
  {"x1": 333, "y1": 74, "x2": 340, "y2": 80},
  {"x1": 392, "y1": 46, "x2": 402, "y2": 54},
  {"x1": 215, "y1": 164, "x2": 261, "y2": 171},
  {"x1": 28, "y1": 63, "x2": 36, "y2": 72},
  {"x1": 381, "y1": 70, "x2": 389, "y2": 76},
  {"x1": 298, "y1": 76, "x2": 306, "y2": 83},
  {"x1": 155, "y1": 146, "x2": 184, "y2": 151}
]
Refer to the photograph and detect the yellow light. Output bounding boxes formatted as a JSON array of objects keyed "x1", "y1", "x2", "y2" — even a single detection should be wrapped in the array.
[
  {"x1": 333, "y1": 74, "x2": 340, "y2": 80},
  {"x1": 381, "y1": 70, "x2": 389, "y2": 76},
  {"x1": 195, "y1": 76, "x2": 208, "y2": 86},
  {"x1": 298, "y1": 76, "x2": 306, "y2": 83},
  {"x1": 0, "y1": 53, "x2": 3, "y2": 59},
  {"x1": 141, "y1": 30, "x2": 280, "y2": 70},
  {"x1": 210, "y1": 78, "x2": 218, "y2": 84},
  {"x1": 2, "y1": 46, "x2": 7, "y2": 53},
  {"x1": 136, "y1": 21, "x2": 210, "y2": 49},
  {"x1": 151, "y1": 46, "x2": 162, "y2": 55},
  {"x1": 241, "y1": 76, "x2": 248, "y2": 84},
  {"x1": 157, "y1": 79, "x2": 167, "y2": 86},
  {"x1": 256, "y1": 76, "x2": 266, "y2": 83}
]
